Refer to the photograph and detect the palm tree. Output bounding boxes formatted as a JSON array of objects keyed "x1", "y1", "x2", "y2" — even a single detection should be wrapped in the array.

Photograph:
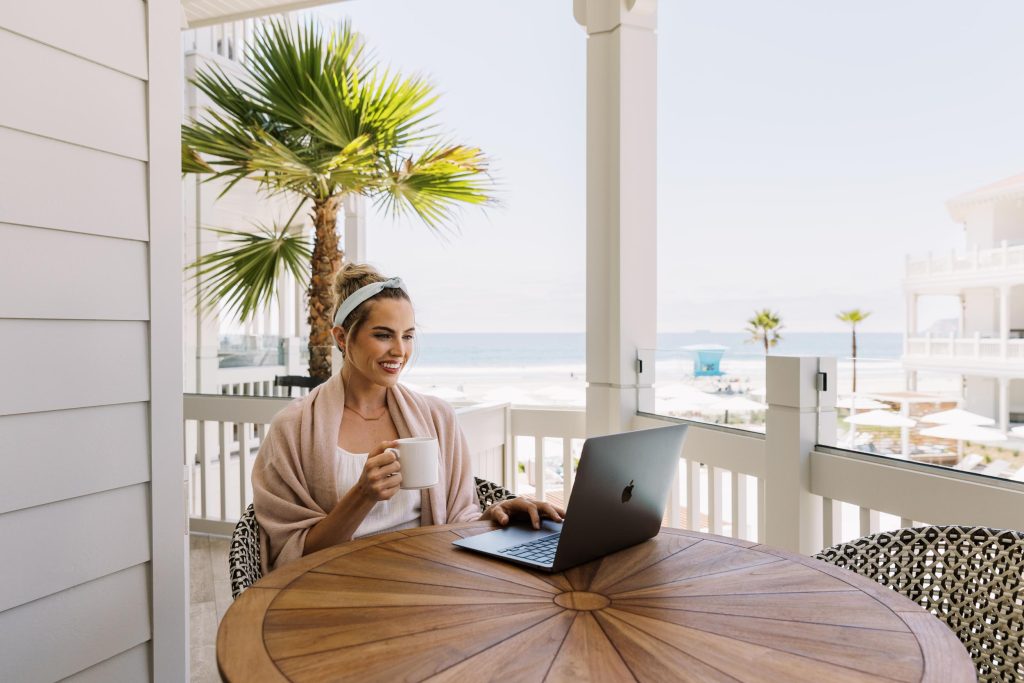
[
  {"x1": 182, "y1": 19, "x2": 494, "y2": 381},
  {"x1": 746, "y1": 309, "x2": 783, "y2": 354},
  {"x1": 837, "y1": 309, "x2": 871, "y2": 393}
]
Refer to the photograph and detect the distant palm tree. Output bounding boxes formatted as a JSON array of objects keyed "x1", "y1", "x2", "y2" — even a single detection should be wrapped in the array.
[
  {"x1": 837, "y1": 309, "x2": 871, "y2": 393},
  {"x1": 182, "y1": 19, "x2": 494, "y2": 380},
  {"x1": 746, "y1": 309, "x2": 783, "y2": 354}
]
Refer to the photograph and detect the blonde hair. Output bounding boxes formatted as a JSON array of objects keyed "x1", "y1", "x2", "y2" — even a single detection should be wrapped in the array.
[{"x1": 331, "y1": 263, "x2": 412, "y2": 353}]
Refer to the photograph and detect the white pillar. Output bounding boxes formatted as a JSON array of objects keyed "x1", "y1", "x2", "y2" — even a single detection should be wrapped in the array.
[
  {"x1": 575, "y1": 0, "x2": 658, "y2": 436},
  {"x1": 764, "y1": 356, "x2": 835, "y2": 554},
  {"x1": 1000, "y1": 284, "x2": 1010, "y2": 358},
  {"x1": 999, "y1": 377, "x2": 1009, "y2": 433},
  {"x1": 344, "y1": 193, "x2": 367, "y2": 264}
]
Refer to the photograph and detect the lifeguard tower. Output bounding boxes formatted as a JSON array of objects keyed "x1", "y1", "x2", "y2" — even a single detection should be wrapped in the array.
[{"x1": 683, "y1": 344, "x2": 728, "y2": 377}]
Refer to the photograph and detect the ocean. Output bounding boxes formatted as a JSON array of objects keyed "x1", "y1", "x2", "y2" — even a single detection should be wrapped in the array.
[
  {"x1": 411, "y1": 332, "x2": 903, "y2": 371},
  {"x1": 402, "y1": 331, "x2": 915, "y2": 406}
]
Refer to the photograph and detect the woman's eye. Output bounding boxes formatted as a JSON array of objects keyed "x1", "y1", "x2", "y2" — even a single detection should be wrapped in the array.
[
  {"x1": 374, "y1": 334, "x2": 391, "y2": 340},
  {"x1": 403, "y1": 335, "x2": 415, "y2": 341}
]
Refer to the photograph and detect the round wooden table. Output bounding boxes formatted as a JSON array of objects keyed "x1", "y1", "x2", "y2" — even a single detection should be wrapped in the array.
[{"x1": 217, "y1": 522, "x2": 976, "y2": 682}]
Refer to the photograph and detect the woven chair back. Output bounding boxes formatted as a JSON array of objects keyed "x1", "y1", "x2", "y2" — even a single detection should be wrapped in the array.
[{"x1": 815, "y1": 525, "x2": 1024, "y2": 682}]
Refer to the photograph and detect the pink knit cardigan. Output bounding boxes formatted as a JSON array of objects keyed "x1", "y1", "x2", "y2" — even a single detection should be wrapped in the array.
[{"x1": 251, "y1": 372, "x2": 480, "y2": 573}]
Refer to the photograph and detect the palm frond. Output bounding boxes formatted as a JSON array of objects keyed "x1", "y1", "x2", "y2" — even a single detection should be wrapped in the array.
[
  {"x1": 374, "y1": 144, "x2": 494, "y2": 229},
  {"x1": 189, "y1": 221, "x2": 312, "y2": 323}
]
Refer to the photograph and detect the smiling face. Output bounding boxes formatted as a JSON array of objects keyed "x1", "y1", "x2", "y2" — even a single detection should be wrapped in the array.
[{"x1": 333, "y1": 298, "x2": 416, "y2": 388}]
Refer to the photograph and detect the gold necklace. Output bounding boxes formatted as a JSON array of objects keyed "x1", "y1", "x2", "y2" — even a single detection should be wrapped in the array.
[{"x1": 344, "y1": 404, "x2": 387, "y2": 421}]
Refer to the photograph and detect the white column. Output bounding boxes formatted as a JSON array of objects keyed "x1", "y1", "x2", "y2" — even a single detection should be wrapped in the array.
[
  {"x1": 150, "y1": 0, "x2": 187, "y2": 677},
  {"x1": 344, "y1": 193, "x2": 367, "y2": 264},
  {"x1": 999, "y1": 377, "x2": 1009, "y2": 433},
  {"x1": 575, "y1": 0, "x2": 658, "y2": 436},
  {"x1": 1000, "y1": 284, "x2": 1010, "y2": 358},
  {"x1": 764, "y1": 356, "x2": 835, "y2": 554}
]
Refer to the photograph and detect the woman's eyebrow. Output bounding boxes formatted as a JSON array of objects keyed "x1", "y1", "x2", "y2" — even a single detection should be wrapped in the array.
[{"x1": 371, "y1": 325, "x2": 416, "y2": 333}]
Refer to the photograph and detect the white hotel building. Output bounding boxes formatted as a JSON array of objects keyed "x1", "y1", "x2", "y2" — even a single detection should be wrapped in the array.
[{"x1": 904, "y1": 173, "x2": 1024, "y2": 432}]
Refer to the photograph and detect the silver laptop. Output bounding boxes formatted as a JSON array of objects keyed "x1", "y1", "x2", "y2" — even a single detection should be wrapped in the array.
[{"x1": 453, "y1": 424, "x2": 688, "y2": 573}]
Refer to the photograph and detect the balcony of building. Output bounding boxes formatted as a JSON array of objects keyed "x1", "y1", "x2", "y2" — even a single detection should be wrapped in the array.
[{"x1": 185, "y1": 355, "x2": 1024, "y2": 679}]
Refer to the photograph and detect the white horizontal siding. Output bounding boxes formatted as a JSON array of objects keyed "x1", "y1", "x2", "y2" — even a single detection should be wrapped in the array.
[
  {"x1": 0, "y1": 403, "x2": 150, "y2": 514},
  {"x1": 0, "y1": 484, "x2": 151, "y2": 612},
  {"x1": 0, "y1": 564, "x2": 150, "y2": 683},
  {"x1": 0, "y1": 320, "x2": 149, "y2": 416},
  {"x1": 0, "y1": 2, "x2": 147, "y2": 78},
  {"x1": 0, "y1": 127, "x2": 148, "y2": 240},
  {"x1": 0, "y1": 224, "x2": 149, "y2": 320},
  {"x1": 0, "y1": 30, "x2": 146, "y2": 159},
  {"x1": 59, "y1": 642, "x2": 150, "y2": 683}
]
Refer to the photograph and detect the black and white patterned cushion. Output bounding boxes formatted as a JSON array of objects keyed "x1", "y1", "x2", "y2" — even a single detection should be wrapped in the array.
[
  {"x1": 474, "y1": 476, "x2": 516, "y2": 512},
  {"x1": 815, "y1": 525, "x2": 1024, "y2": 682},
  {"x1": 228, "y1": 504, "x2": 262, "y2": 600},
  {"x1": 230, "y1": 479, "x2": 516, "y2": 599}
]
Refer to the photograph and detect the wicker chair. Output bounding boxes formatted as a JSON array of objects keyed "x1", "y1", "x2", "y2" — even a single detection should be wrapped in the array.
[
  {"x1": 815, "y1": 525, "x2": 1024, "y2": 682},
  {"x1": 229, "y1": 477, "x2": 516, "y2": 599}
]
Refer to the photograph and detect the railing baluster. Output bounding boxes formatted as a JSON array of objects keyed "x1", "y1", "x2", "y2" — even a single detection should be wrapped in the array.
[
  {"x1": 562, "y1": 438, "x2": 572, "y2": 505},
  {"x1": 532, "y1": 437, "x2": 543, "y2": 502},
  {"x1": 822, "y1": 497, "x2": 837, "y2": 548},
  {"x1": 198, "y1": 420, "x2": 208, "y2": 519},
  {"x1": 709, "y1": 467, "x2": 723, "y2": 535},
  {"x1": 731, "y1": 472, "x2": 744, "y2": 539},
  {"x1": 238, "y1": 421, "x2": 250, "y2": 517},
  {"x1": 667, "y1": 460, "x2": 681, "y2": 529},
  {"x1": 687, "y1": 460, "x2": 701, "y2": 531},
  {"x1": 756, "y1": 477, "x2": 766, "y2": 543},
  {"x1": 219, "y1": 421, "x2": 230, "y2": 521}
]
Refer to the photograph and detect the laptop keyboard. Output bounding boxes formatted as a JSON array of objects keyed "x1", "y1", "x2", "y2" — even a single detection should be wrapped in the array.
[{"x1": 499, "y1": 533, "x2": 561, "y2": 565}]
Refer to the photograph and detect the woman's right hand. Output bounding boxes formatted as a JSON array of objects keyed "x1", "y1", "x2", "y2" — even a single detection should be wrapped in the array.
[{"x1": 355, "y1": 440, "x2": 402, "y2": 502}]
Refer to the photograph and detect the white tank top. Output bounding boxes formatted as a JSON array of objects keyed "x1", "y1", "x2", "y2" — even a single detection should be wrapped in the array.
[{"x1": 335, "y1": 446, "x2": 421, "y2": 538}]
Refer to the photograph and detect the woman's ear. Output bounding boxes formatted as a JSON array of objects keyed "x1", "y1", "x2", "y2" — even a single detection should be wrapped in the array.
[{"x1": 332, "y1": 326, "x2": 346, "y2": 354}]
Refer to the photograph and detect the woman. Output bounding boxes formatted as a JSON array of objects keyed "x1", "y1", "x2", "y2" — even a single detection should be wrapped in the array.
[{"x1": 253, "y1": 263, "x2": 563, "y2": 572}]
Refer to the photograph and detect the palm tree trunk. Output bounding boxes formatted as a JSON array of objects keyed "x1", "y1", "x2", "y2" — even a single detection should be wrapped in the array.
[
  {"x1": 851, "y1": 328, "x2": 858, "y2": 394},
  {"x1": 763, "y1": 332, "x2": 769, "y2": 355},
  {"x1": 308, "y1": 195, "x2": 342, "y2": 381}
]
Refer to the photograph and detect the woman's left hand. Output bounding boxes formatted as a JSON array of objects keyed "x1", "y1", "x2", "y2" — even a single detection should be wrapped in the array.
[{"x1": 484, "y1": 497, "x2": 565, "y2": 530}]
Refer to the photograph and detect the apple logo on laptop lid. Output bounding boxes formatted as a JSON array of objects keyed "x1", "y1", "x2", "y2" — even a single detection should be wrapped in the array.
[{"x1": 621, "y1": 480, "x2": 634, "y2": 503}]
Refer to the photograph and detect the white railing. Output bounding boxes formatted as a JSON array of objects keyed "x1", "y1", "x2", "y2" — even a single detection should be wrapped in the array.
[
  {"x1": 184, "y1": 395, "x2": 513, "y2": 535},
  {"x1": 184, "y1": 359, "x2": 1024, "y2": 552},
  {"x1": 904, "y1": 333, "x2": 1024, "y2": 362},
  {"x1": 906, "y1": 241, "x2": 1024, "y2": 279},
  {"x1": 812, "y1": 446, "x2": 1024, "y2": 545},
  {"x1": 183, "y1": 18, "x2": 262, "y2": 62}
]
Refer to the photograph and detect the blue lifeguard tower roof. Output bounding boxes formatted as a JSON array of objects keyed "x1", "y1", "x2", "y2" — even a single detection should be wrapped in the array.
[{"x1": 682, "y1": 344, "x2": 728, "y2": 377}]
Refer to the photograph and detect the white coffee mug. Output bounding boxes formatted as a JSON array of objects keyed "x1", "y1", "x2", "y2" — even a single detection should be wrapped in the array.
[{"x1": 387, "y1": 437, "x2": 439, "y2": 490}]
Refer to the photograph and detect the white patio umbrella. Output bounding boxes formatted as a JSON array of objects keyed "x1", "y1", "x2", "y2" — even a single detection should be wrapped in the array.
[
  {"x1": 843, "y1": 411, "x2": 916, "y2": 456},
  {"x1": 844, "y1": 410, "x2": 917, "y2": 428},
  {"x1": 919, "y1": 424, "x2": 1007, "y2": 442},
  {"x1": 919, "y1": 408, "x2": 995, "y2": 427},
  {"x1": 836, "y1": 396, "x2": 888, "y2": 410}
]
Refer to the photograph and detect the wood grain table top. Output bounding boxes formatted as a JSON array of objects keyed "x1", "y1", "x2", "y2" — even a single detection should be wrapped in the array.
[{"x1": 217, "y1": 521, "x2": 976, "y2": 682}]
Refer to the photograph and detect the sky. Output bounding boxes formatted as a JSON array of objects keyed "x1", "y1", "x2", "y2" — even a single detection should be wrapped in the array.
[{"x1": 310, "y1": 0, "x2": 1024, "y2": 334}]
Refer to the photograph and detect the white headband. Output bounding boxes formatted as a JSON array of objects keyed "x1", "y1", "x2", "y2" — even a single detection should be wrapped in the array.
[{"x1": 333, "y1": 277, "x2": 407, "y2": 328}]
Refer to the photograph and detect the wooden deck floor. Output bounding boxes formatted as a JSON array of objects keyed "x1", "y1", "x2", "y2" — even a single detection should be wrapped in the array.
[{"x1": 189, "y1": 534, "x2": 230, "y2": 683}]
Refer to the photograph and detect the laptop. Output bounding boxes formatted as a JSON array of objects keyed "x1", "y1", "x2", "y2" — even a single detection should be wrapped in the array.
[{"x1": 453, "y1": 424, "x2": 688, "y2": 573}]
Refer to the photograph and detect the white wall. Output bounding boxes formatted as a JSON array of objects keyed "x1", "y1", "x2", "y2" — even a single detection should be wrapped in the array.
[
  {"x1": 993, "y1": 199, "x2": 1024, "y2": 247},
  {"x1": 965, "y1": 375, "x2": 998, "y2": 419},
  {"x1": 962, "y1": 202, "x2": 995, "y2": 249},
  {"x1": 0, "y1": 1, "x2": 185, "y2": 680},
  {"x1": 963, "y1": 287, "x2": 997, "y2": 336}
]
